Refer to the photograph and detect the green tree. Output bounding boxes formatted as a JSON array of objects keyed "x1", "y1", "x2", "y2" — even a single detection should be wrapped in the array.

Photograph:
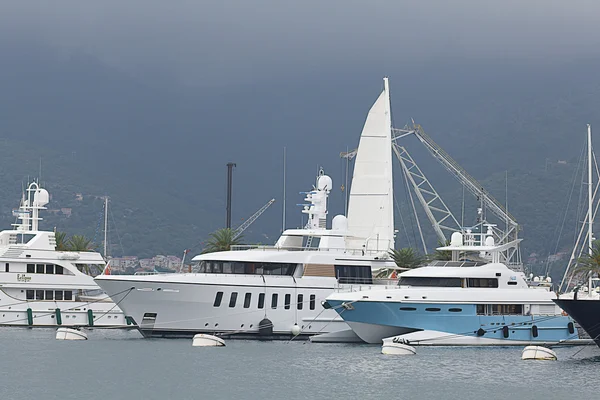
[
  {"x1": 202, "y1": 228, "x2": 242, "y2": 253},
  {"x1": 388, "y1": 247, "x2": 426, "y2": 270},
  {"x1": 428, "y1": 240, "x2": 453, "y2": 261},
  {"x1": 575, "y1": 240, "x2": 600, "y2": 278},
  {"x1": 54, "y1": 231, "x2": 68, "y2": 251},
  {"x1": 67, "y1": 234, "x2": 95, "y2": 252}
]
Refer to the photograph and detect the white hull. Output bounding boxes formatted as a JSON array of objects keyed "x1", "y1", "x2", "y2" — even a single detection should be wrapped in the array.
[
  {"x1": 346, "y1": 321, "x2": 415, "y2": 344},
  {"x1": 96, "y1": 274, "x2": 355, "y2": 339},
  {"x1": 381, "y1": 342, "x2": 417, "y2": 355},
  {"x1": 0, "y1": 294, "x2": 128, "y2": 328},
  {"x1": 384, "y1": 330, "x2": 581, "y2": 347}
]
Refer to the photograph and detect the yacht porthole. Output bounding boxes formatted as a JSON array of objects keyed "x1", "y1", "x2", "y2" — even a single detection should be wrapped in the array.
[
  {"x1": 157, "y1": 288, "x2": 162, "y2": 291},
  {"x1": 308, "y1": 325, "x2": 312, "y2": 329},
  {"x1": 205, "y1": 323, "x2": 209, "y2": 327},
  {"x1": 241, "y1": 324, "x2": 244, "y2": 328},
  {"x1": 250, "y1": 324, "x2": 253, "y2": 328},
  {"x1": 404, "y1": 296, "x2": 409, "y2": 299},
  {"x1": 215, "y1": 323, "x2": 219, "y2": 327}
]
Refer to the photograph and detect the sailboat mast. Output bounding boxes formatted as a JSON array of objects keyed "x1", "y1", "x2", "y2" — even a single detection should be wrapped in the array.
[
  {"x1": 104, "y1": 196, "x2": 109, "y2": 259},
  {"x1": 588, "y1": 123, "x2": 593, "y2": 257}
]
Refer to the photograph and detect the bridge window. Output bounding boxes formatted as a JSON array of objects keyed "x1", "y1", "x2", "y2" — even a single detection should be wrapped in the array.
[
  {"x1": 55, "y1": 291, "x2": 63, "y2": 301},
  {"x1": 309, "y1": 294, "x2": 316, "y2": 310},
  {"x1": 399, "y1": 277, "x2": 462, "y2": 287},
  {"x1": 258, "y1": 293, "x2": 265, "y2": 309},
  {"x1": 334, "y1": 265, "x2": 373, "y2": 284},
  {"x1": 36, "y1": 290, "x2": 44, "y2": 300},
  {"x1": 5, "y1": 263, "x2": 8, "y2": 272},
  {"x1": 284, "y1": 294, "x2": 291, "y2": 310},
  {"x1": 196, "y1": 261, "x2": 297, "y2": 276},
  {"x1": 27, "y1": 264, "x2": 35, "y2": 273},
  {"x1": 64, "y1": 291, "x2": 72, "y2": 301},
  {"x1": 45, "y1": 291, "x2": 53, "y2": 301},
  {"x1": 243, "y1": 293, "x2": 252, "y2": 308},
  {"x1": 297, "y1": 294, "x2": 304, "y2": 310},
  {"x1": 26, "y1": 290, "x2": 34, "y2": 300},
  {"x1": 468, "y1": 278, "x2": 498, "y2": 288},
  {"x1": 477, "y1": 304, "x2": 523, "y2": 315}
]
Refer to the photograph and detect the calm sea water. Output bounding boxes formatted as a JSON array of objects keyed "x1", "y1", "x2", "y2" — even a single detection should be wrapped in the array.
[{"x1": 1, "y1": 328, "x2": 598, "y2": 400}]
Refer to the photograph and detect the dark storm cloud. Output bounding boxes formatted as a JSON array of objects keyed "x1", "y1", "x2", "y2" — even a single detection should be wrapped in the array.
[{"x1": 1, "y1": 0, "x2": 599, "y2": 85}]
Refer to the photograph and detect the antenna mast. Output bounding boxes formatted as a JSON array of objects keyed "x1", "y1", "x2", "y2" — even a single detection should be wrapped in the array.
[{"x1": 104, "y1": 196, "x2": 109, "y2": 259}]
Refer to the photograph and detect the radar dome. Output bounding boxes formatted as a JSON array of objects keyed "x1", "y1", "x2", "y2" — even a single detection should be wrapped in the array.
[
  {"x1": 33, "y1": 189, "x2": 50, "y2": 207},
  {"x1": 450, "y1": 232, "x2": 463, "y2": 246},
  {"x1": 317, "y1": 175, "x2": 333, "y2": 192},
  {"x1": 332, "y1": 215, "x2": 348, "y2": 231},
  {"x1": 485, "y1": 236, "x2": 495, "y2": 246}
]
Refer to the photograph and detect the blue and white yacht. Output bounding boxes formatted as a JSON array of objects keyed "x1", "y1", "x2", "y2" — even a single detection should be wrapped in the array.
[{"x1": 325, "y1": 229, "x2": 579, "y2": 345}]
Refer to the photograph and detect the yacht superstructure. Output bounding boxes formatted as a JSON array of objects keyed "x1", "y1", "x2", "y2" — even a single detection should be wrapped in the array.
[
  {"x1": 0, "y1": 182, "x2": 128, "y2": 328},
  {"x1": 95, "y1": 78, "x2": 399, "y2": 340}
]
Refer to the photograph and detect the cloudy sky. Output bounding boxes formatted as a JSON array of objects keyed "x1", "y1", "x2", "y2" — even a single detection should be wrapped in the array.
[{"x1": 2, "y1": 0, "x2": 600, "y2": 86}]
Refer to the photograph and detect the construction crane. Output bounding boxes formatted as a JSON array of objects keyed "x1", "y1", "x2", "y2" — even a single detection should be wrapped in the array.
[
  {"x1": 233, "y1": 198, "x2": 276, "y2": 240},
  {"x1": 392, "y1": 122, "x2": 521, "y2": 266}
]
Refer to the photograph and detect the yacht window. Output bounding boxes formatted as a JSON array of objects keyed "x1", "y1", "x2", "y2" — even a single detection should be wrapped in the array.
[
  {"x1": 213, "y1": 292, "x2": 223, "y2": 307},
  {"x1": 64, "y1": 291, "x2": 73, "y2": 301},
  {"x1": 55, "y1": 291, "x2": 63, "y2": 301},
  {"x1": 425, "y1": 307, "x2": 441, "y2": 312},
  {"x1": 45, "y1": 290, "x2": 54, "y2": 301},
  {"x1": 399, "y1": 277, "x2": 462, "y2": 287},
  {"x1": 468, "y1": 278, "x2": 499, "y2": 288},
  {"x1": 46, "y1": 264, "x2": 54, "y2": 274},
  {"x1": 222, "y1": 262, "x2": 232, "y2": 274},
  {"x1": 335, "y1": 265, "x2": 373, "y2": 284},
  {"x1": 284, "y1": 294, "x2": 291, "y2": 310},
  {"x1": 271, "y1": 293, "x2": 278, "y2": 309},
  {"x1": 36, "y1": 264, "x2": 44, "y2": 274},
  {"x1": 196, "y1": 261, "x2": 297, "y2": 276},
  {"x1": 27, "y1": 264, "x2": 35, "y2": 273},
  {"x1": 448, "y1": 308, "x2": 463, "y2": 312},
  {"x1": 297, "y1": 294, "x2": 304, "y2": 310},
  {"x1": 229, "y1": 292, "x2": 238, "y2": 308},
  {"x1": 507, "y1": 281, "x2": 518, "y2": 286},
  {"x1": 36, "y1": 290, "x2": 44, "y2": 300},
  {"x1": 5, "y1": 263, "x2": 8, "y2": 272},
  {"x1": 309, "y1": 295, "x2": 316, "y2": 310},
  {"x1": 26, "y1": 290, "x2": 34, "y2": 300},
  {"x1": 258, "y1": 293, "x2": 265, "y2": 309},
  {"x1": 243, "y1": 293, "x2": 252, "y2": 308},
  {"x1": 55, "y1": 266, "x2": 64, "y2": 275},
  {"x1": 400, "y1": 307, "x2": 417, "y2": 311}
]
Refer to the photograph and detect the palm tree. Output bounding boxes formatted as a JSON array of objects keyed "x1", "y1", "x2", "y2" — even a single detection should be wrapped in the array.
[
  {"x1": 202, "y1": 228, "x2": 242, "y2": 254},
  {"x1": 428, "y1": 240, "x2": 453, "y2": 261},
  {"x1": 54, "y1": 231, "x2": 68, "y2": 251},
  {"x1": 67, "y1": 235, "x2": 95, "y2": 252},
  {"x1": 376, "y1": 247, "x2": 425, "y2": 278},
  {"x1": 575, "y1": 241, "x2": 600, "y2": 278}
]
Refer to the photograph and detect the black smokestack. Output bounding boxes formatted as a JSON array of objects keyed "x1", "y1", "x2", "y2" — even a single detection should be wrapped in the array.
[{"x1": 226, "y1": 162, "x2": 236, "y2": 228}]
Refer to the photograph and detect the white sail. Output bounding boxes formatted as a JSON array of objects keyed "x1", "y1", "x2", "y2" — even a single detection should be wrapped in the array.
[{"x1": 346, "y1": 78, "x2": 394, "y2": 253}]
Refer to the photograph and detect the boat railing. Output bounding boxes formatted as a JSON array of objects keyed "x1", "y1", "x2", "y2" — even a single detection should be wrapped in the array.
[
  {"x1": 334, "y1": 277, "x2": 399, "y2": 292},
  {"x1": 230, "y1": 244, "x2": 387, "y2": 256}
]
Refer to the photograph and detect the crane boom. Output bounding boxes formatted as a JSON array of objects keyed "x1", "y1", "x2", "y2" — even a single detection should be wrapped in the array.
[
  {"x1": 393, "y1": 123, "x2": 518, "y2": 230},
  {"x1": 233, "y1": 198, "x2": 276, "y2": 240}
]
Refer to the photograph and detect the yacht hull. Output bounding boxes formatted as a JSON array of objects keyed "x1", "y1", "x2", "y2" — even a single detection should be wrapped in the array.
[
  {"x1": 326, "y1": 299, "x2": 578, "y2": 345},
  {"x1": 554, "y1": 299, "x2": 600, "y2": 348},
  {"x1": 95, "y1": 275, "x2": 357, "y2": 340}
]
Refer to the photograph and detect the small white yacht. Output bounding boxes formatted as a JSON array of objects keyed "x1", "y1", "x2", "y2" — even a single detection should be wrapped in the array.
[
  {"x1": 0, "y1": 181, "x2": 129, "y2": 328},
  {"x1": 325, "y1": 229, "x2": 579, "y2": 345},
  {"x1": 95, "y1": 78, "x2": 399, "y2": 340}
]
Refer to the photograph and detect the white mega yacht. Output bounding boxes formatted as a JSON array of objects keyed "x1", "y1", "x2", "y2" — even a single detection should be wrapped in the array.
[
  {"x1": 95, "y1": 78, "x2": 400, "y2": 340},
  {"x1": 0, "y1": 181, "x2": 128, "y2": 328}
]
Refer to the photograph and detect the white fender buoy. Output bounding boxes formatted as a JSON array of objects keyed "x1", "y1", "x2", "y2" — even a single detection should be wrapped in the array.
[
  {"x1": 291, "y1": 324, "x2": 301, "y2": 336},
  {"x1": 381, "y1": 342, "x2": 417, "y2": 355},
  {"x1": 56, "y1": 327, "x2": 88, "y2": 341},
  {"x1": 192, "y1": 334, "x2": 225, "y2": 347},
  {"x1": 521, "y1": 346, "x2": 557, "y2": 361}
]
